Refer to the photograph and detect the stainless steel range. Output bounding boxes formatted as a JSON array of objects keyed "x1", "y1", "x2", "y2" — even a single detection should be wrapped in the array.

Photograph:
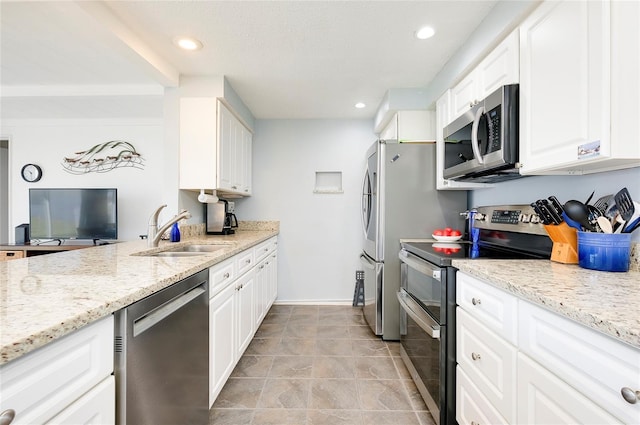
[{"x1": 398, "y1": 204, "x2": 552, "y2": 425}]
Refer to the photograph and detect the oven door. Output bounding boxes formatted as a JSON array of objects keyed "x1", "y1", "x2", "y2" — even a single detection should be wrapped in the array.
[{"x1": 398, "y1": 250, "x2": 447, "y2": 425}]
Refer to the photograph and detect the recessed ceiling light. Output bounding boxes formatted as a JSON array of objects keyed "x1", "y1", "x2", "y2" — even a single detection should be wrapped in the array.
[
  {"x1": 355, "y1": 102, "x2": 366, "y2": 109},
  {"x1": 415, "y1": 26, "x2": 435, "y2": 40},
  {"x1": 173, "y1": 36, "x2": 203, "y2": 51}
]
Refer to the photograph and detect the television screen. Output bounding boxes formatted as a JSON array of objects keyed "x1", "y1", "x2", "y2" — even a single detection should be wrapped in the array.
[{"x1": 29, "y1": 188, "x2": 118, "y2": 240}]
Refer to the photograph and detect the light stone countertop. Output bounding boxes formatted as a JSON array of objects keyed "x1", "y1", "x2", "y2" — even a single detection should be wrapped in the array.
[
  {"x1": 452, "y1": 259, "x2": 640, "y2": 350},
  {"x1": 0, "y1": 223, "x2": 279, "y2": 365}
]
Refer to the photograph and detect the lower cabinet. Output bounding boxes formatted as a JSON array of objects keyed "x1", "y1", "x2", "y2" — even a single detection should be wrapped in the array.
[
  {"x1": 0, "y1": 316, "x2": 114, "y2": 424},
  {"x1": 456, "y1": 271, "x2": 640, "y2": 425},
  {"x1": 208, "y1": 237, "x2": 278, "y2": 407}
]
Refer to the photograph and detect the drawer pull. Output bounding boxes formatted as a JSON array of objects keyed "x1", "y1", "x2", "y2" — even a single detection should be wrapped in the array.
[
  {"x1": 471, "y1": 352, "x2": 481, "y2": 361},
  {"x1": 245, "y1": 259, "x2": 251, "y2": 264},
  {"x1": 471, "y1": 297, "x2": 481, "y2": 306},
  {"x1": 223, "y1": 272, "x2": 230, "y2": 279},
  {"x1": 0, "y1": 409, "x2": 15, "y2": 425},
  {"x1": 621, "y1": 387, "x2": 640, "y2": 404},
  {"x1": 471, "y1": 422, "x2": 480, "y2": 425}
]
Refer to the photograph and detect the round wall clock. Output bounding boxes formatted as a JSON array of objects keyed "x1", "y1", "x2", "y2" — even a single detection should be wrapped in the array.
[{"x1": 21, "y1": 164, "x2": 43, "y2": 182}]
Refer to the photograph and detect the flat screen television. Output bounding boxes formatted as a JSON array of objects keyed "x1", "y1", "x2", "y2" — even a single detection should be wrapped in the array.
[{"x1": 29, "y1": 188, "x2": 118, "y2": 241}]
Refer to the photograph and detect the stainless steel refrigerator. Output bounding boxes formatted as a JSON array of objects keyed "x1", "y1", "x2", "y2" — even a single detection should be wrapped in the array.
[{"x1": 359, "y1": 140, "x2": 467, "y2": 340}]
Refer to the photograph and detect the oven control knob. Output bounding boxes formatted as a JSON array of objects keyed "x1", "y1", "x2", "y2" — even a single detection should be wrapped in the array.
[
  {"x1": 530, "y1": 215, "x2": 540, "y2": 224},
  {"x1": 475, "y1": 213, "x2": 486, "y2": 222}
]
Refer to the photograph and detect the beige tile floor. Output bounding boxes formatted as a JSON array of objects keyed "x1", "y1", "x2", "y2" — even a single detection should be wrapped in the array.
[{"x1": 210, "y1": 305, "x2": 436, "y2": 425}]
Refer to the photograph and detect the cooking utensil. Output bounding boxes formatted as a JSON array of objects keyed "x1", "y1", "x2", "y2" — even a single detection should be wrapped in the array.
[
  {"x1": 623, "y1": 216, "x2": 640, "y2": 233},
  {"x1": 614, "y1": 187, "x2": 635, "y2": 222},
  {"x1": 548, "y1": 196, "x2": 565, "y2": 216},
  {"x1": 584, "y1": 190, "x2": 595, "y2": 205},
  {"x1": 596, "y1": 216, "x2": 613, "y2": 233},
  {"x1": 592, "y1": 194, "x2": 614, "y2": 215},
  {"x1": 564, "y1": 200, "x2": 597, "y2": 232}
]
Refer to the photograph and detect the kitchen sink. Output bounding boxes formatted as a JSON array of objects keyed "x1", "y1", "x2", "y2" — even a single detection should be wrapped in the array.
[
  {"x1": 168, "y1": 244, "x2": 228, "y2": 253},
  {"x1": 136, "y1": 244, "x2": 229, "y2": 257}
]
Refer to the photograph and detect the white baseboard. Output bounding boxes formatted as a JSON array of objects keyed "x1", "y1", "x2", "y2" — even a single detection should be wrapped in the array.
[{"x1": 273, "y1": 300, "x2": 354, "y2": 306}]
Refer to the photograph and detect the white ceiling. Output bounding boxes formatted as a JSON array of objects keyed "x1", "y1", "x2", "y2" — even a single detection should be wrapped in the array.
[{"x1": 0, "y1": 1, "x2": 499, "y2": 120}]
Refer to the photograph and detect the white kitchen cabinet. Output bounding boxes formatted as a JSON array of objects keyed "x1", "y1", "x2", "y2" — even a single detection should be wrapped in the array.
[
  {"x1": 0, "y1": 316, "x2": 114, "y2": 425},
  {"x1": 266, "y1": 250, "x2": 278, "y2": 310},
  {"x1": 519, "y1": 0, "x2": 640, "y2": 175},
  {"x1": 209, "y1": 282, "x2": 236, "y2": 407},
  {"x1": 449, "y1": 30, "x2": 519, "y2": 123},
  {"x1": 435, "y1": 90, "x2": 490, "y2": 190},
  {"x1": 179, "y1": 98, "x2": 253, "y2": 196},
  {"x1": 378, "y1": 110, "x2": 436, "y2": 142},
  {"x1": 517, "y1": 353, "x2": 621, "y2": 424},
  {"x1": 456, "y1": 270, "x2": 640, "y2": 424},
  {"x1": 208, "y1": 237, "x2": 278, "y2": 407}
]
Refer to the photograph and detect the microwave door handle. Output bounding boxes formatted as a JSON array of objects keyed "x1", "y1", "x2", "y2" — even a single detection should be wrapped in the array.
[
  {"x1": 397, "y1": 291, "x2": 441, "y2": 339},
  {"x1": 471, "y1": 105, "x2": 485, "y2": 164}
]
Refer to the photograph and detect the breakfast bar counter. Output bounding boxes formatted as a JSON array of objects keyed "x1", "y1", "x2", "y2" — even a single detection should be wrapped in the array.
[{"x1": 0, "y1": 222, "x2": 279, "y2": 364}]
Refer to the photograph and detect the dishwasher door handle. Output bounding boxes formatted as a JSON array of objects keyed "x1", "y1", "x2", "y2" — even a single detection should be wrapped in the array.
[{"x1": 133, "y1": 284, "x2": 206, "y2": 337}]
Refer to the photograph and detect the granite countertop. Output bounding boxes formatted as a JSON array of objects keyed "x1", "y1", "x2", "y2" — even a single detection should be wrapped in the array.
[
  {"x1": 452, "y1": 259, "x2": 640, "y2": 350},
  {"x1": 0, "y1": 222, "x2": 279, "y2": 365}
]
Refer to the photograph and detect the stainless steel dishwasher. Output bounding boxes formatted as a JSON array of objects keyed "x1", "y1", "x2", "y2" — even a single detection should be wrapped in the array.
[{"x1": 114, "y1": 269, "x2": 209, "y2": 425}]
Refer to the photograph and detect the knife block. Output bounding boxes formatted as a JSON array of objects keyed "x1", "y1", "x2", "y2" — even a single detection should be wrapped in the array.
[{"x1": 544, "y1": 223, "x2": 578, "y2": 264}]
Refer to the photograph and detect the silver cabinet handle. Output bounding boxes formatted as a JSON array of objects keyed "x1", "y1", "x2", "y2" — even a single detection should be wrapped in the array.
[
  {"x1": 245, "y1": 259, "x2": 251, "y2": 264},
  {"x1": 471, "y1": 422, "x2": 480, "y2": 425},
  {"x1": 471, "y1": 352, "x2": 481, "y2": 361},
  {"x1": 223, "y1": 272, "x2": 230, "y2": 279},
  {"x1": 472, "y1": 297, "x2": 481, "y2": 306},
  {"x1": 621, "y1": 387, "x2": 640, "y2": 404},
  {"x1": 0, "y1": 409, "x2": 16, "y2": 425}
]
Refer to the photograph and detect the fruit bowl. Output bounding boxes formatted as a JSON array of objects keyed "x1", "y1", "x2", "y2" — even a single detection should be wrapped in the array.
[{"x1": 432, "y1": 234, "x2": 463, "y2": 242}]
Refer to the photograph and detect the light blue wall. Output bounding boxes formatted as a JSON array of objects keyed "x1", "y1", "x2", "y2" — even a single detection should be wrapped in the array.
[{"x1": 469, "y1": 167, "x2": 640, "y2": 242}]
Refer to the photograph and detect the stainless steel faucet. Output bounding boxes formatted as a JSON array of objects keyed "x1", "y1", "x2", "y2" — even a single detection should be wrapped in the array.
[{"x1": 147, "y1": 205, "x2": 192, "y2": 247}]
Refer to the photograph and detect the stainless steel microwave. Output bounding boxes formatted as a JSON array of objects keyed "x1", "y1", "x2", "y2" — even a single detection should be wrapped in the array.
[{"x1": 443, "y1": 84, "x2": 521, "y2": 183}]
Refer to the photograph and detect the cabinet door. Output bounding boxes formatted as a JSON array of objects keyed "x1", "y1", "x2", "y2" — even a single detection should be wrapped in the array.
[
  {"x1": 457, "y1": 308, "x2": 517, "y2": 423},
  {"x1": 517, "y1": 353, "x2": 622, "y2": 424},
  {"x1": 476, "y1": 30, "x2": 519, "y2": 100},
  {"x1": 236, "y1": 270, "x2": 255, "y2": 358},
  {"x1": 267, "y1": 251, "x2": 278, "y2": 309},
  {"x1": 218, "y1": 101, "x2": 236, "y2": 191},
  {"x1": 209, "y1": 283, "x2": 236, "y2": 407},
  {"x1": 253, "y1": 259, "x2": 267, "y2": 329},
  {"x1": 450, "y1": 73, "x2": 478, "y2": 121},
  {"x1": 240, "y1": 125, "x2": 252, "y2": 195},
  {"x1": 457, "y1": 366, "x2": 508, "y2": 425},
  {"x1": 519, "y1": 0, "x2": 610, "y2": 175},
  {"x1": 46, "y1": 376, "x2": 115, "y2": 425},
  {"x1": 179, "y1": 98, "x2": 218, "y2": 190}
]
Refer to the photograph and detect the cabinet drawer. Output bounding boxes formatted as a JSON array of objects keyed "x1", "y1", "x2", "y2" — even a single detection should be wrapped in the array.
[
  {"x1": 456, "y1": 365, "x2": 508, "y2": 425},
  {"x1": 209, "y1": 256, "x2": 236, "y2": 298},
  {"x1": 0, "y1": 250, "x2": 24, "y2": 261},
  {"x1": 0, "y1": 316, "x2": 113, "y2": 424},
  {"x1": 457, "y1": 308, "x2": 517, "y2": 423},
  {"x1": 517, "y1": 352, "x2": 622, "y2": 424},
  {"x1": 519, "y1": 301, "x2": 640, "y2": 424},
  {"x1": 235, "y1": 249, "x2": 255, "y2": 277},
  {"x1": 46, "y1": 376, "x2": 115, "y2": 424},
  {"x1": 456, "y1": 272, "x2": 518, "y2": 344},
  {"x1": 253, "y1": 239, "x2": 273, "y2": 263}
]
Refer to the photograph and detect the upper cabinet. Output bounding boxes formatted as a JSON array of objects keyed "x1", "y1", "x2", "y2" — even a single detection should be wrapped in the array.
[
  {"x1": 450, "y1": 30, "x2": 519, "y2": 123},
  {"x1": 379, "y1": 110, "x2": 436, "y2": 142},
  {"x1": 519, "y1": 0, "x2": 640, "y2": 175},
  {"x1": 180, "y1": 98, "x2": 252, "y2": 196}
]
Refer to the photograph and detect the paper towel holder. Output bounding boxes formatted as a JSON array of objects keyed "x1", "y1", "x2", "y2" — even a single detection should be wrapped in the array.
[{"x1": 198, "y1": 189, "x2": 219, "y2": 203}]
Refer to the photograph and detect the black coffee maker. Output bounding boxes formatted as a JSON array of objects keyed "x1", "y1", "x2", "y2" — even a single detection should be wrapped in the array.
[{"x1": 206, "y1": 200, "x2": 238, "y2": 235}]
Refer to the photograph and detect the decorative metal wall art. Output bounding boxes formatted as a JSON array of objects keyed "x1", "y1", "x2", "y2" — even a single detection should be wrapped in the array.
[{"x1": 62, "y1": 140, "x2": 145, "y2": 174}]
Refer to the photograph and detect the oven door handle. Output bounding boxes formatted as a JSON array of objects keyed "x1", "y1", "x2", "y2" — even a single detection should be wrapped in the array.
[
  {"x1": 397, "y1": 290, "x2": 441, "y2": 339},
  {"x1": 399, "y1": 250, "x2": 441, "y2": 281}
]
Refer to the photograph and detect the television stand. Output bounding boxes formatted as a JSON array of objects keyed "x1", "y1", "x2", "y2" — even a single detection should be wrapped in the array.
[{"x1": 0, "y1": 244, "x2": 91, "y2": 261}]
